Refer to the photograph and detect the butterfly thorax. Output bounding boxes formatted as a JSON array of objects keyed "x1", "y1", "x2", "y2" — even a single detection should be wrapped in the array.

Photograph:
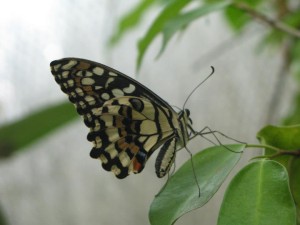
[{"x1": 177, "y1": 108, "x2": 192, "y2": 147}]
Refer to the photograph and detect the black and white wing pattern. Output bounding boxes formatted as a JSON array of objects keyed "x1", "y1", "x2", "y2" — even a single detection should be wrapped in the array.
[{"x1": 50, "y1": 58, "x2": 192, "y2": 178}]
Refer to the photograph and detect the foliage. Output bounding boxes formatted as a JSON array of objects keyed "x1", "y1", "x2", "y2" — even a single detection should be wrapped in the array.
[{"x1": 0, "y1": 102, "x2": 77, "y2": 158}]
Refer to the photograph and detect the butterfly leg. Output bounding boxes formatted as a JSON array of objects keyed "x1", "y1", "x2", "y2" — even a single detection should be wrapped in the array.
[{"x1": 189, "y1": 126, "x2": 245, "y2": 153}]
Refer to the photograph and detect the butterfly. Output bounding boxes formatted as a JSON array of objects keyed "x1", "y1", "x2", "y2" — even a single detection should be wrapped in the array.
[{"x1": 50, "y1": 58, "x2": 195, "y2": 179}]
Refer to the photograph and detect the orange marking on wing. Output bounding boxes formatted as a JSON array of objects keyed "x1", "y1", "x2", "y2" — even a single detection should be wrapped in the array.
[
  {"x1": 76, "y1": 61, "x2": 90, "y2": 70},
  {"x1": 118, "y1": 139, "x2": 129, "y2": 150},
  {"x1": 129, "y1": 143, "x2": 140, "y2": 154},
  {"x1": 133, "y1": 158, "x2": 142, "y2": 173}
]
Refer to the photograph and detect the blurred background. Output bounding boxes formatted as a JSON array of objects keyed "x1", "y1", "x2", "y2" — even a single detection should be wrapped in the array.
[{"x1": 0, "y1": 0, "x2": 299, "y2": 224}]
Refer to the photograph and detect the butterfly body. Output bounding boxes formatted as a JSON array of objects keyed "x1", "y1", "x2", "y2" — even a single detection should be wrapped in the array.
[{"x1": 50, "y1": 58, "x2": 192, "y2": 178}]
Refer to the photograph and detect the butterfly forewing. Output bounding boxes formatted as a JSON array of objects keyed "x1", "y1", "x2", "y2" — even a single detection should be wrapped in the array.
[{"x1": 50, "y1": 58, "x2": 189, "y2": 178}]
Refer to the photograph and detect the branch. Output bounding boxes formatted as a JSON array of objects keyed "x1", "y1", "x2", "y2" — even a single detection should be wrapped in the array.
[{"x1": 234, "y1": 3, "x2": 300, "y2": 39}]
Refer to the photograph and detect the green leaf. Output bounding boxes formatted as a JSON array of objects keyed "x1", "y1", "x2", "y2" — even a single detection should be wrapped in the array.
[
  {"x1": 149, "y1": 144, "x2": 244, "y2": 225},
  {"x1": 109, "y1": 0, "x2": 157, "y2": 46},
  {"x1": 257, "y1": 125, "x2": 300, "y2": 150},
  {"x1": 0, "y1": 101, "x2": 77, "y2": 157},
  {"x1": 224, "y1": 5, "x2": 250, "y2": 31},
  {"x1": 158, "y1": 1, "x2": 232, "y2": 57},
  {"x1": 260, "y1": 12, "x2": 300, "y2": 52},
  {"x1": 218, "y1": 160, "x2": 296, "y2": 225},
  {"x1": 137, "y1": 0, "x2": 191, "y2": 70},
  {"x1": 256, "y1": 125, "x2": 300, "y2": 169},
  {"x1": 224, "y1": 0, "x2": 262, "y2": 32},
  {"x1": 283, "y1": 91, "x2": 300, "y2": 125},
  {"x1": 0, "y1": 203, "x2": 7, "y2": 225},
  {"x1": 290, "y1": 157, "x2": 300, "y2": 224}
]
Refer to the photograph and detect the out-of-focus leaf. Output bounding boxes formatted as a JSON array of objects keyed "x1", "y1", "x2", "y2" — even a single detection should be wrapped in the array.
[
  {"x1": 0, "y1": 204, "x2": 7, "y2": 225},
  {"x1": 256, "y1": 125, "x2": 300, "y2": 169},
  {"x1": 0, "y1": 101, "x2": 77, "y2": 157},
  {"x1": 149, "y1": 144, "x2": 244, "y2": 225},
  {"x1": 282, "y1": 10, "x2": 300, "y2": 28},
  {"x1": 260, "y1": 29, "x2": 285, "y2": 50},
  {"x1": 224, "y1": 5, "x2": 251, "y2": 31},
  {"x1": 224, "y1": 0, "x2": 262, "y2": 32},
  {"x1": 260, "y1": 12, "x2": 300, "y2": 51},
  {"x1": 283, "y1": 92, "x2": 300, "y2": 125},
  {"x1": 218, "y1": 160, "x2": 296, "y2": 225},
  {"x1": 257, "y1": 125, "x2": 300, "y2": 150},
  {"x1": 158, "y1": 1, "x2": 231, "y2": 56},
  {"x1": 137, "y1": 0, "x2": 191, "y2": 70},
  {"x1": 109, "y1": 0, "x2": 157, "y2": 46},
  {"x1": 290, "y1": 157, "x2": 300, "y2": 224},
  {"x1": 286, "y1": 39, "x2": 300, "y2": 127}
]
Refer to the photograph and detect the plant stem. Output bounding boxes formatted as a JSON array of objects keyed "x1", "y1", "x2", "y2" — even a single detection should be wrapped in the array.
[
  {"x1": 233, "y1": 2, "x2": 300, "y2": 38},
  {"x1": 246, "y1": 143, "x2": 281, "y2": 152}
]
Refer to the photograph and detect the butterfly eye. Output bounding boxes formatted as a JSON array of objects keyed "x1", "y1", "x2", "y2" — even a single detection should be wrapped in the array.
[{"x1": 185, "y1": 109, "x2": 190, "y2": 116}]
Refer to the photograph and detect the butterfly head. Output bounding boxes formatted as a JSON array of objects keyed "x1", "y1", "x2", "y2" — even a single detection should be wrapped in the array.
[{"x1": 179, "y1": 108, "x2": 192, "y2": 125}]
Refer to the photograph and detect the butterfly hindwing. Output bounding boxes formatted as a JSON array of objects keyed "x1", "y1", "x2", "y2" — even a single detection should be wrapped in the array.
[{"x1": 87, "y1": 96, "x2": 175, "y2": 178}]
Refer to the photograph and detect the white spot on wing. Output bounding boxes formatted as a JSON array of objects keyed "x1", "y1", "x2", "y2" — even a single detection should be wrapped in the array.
[
  {"x1": 85, "y1": 114, "x2": 92, "y2": 122},
  {"x1": 123, "y1": 84, "x2": 136, "y2": 94},
  {"x1": 76, "y1": 71, "x2": 83, "y2": 77},
  {"x1": 109, "y1": 72, "x2": 118, "y2": 77},
  {"x1": 53, "y1": 64, "x2": 61, "y2": 71},
  {"x1": 85, "y1": 96, "x2": 96, "y2": 105},
  {"x1": 93, "y1": 120, "x2": 101, "y2": 131},
  {"x1": 111, "y1": 165, "x2": 121, "y2": 175},
  {"x1": 70, "y1": 92, "x2": 76, "y2": 98},
  {"x1": 101, "y1": 93, "x2": 110, "y2": 100},
  {"x1": 81, "y1": 77, "x2": 95, "y2": 85},
  {"x1": 112, "y1": 89, "x2": 124, "y2": 97},
  {"x1": 100, "y1": 154, "x2": 108, "y2": 163},
  {"x1": 95, "y1": 136, "x2": 102, "y2": 147},
  {"x1": 62, "y1": 60, "x2": 77, "y2": 69},
  {"x1": 67, "y1": 79, "x2": 74, "y2": 87},
  {"x1": 85, "y1": 71, "x2": 93, "y2": 77},
  {"x1": 107, "y1": 144, "x2": 118, "y2": 159},
  {"x1": 62, "y1": 71, "x2": 69, "y2": 78},
  {"x1": 119, "y1": 151, "x2": 131, "y2": 167},
  {"x1": 105, "y1": 77, "x2": 114, "y2": 88},
  {"x1": 138, "y1": 136, "x2": 147, "y2": 143},
  {"x1": 91, "y1": 108, "x2": 101, "y2": 116},
  {"x1": 93, "y1": 67, "x2": 104, "y2": 75},
  {"x1": 75, "y1": 88, "x2": 84, "y2": 96},
  {"x1": 79, "y1": 101, "x2": 86, "y2": 108}
]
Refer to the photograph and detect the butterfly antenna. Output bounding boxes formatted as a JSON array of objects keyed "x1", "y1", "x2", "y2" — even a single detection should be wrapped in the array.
[{"x1": 183, "y1": 66, "x2": 215, "y2": 109}]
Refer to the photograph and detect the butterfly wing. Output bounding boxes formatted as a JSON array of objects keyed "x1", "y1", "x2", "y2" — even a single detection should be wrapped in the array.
[{"x1": 50, "y1": 58, "x2": 180, "y2": 178}]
